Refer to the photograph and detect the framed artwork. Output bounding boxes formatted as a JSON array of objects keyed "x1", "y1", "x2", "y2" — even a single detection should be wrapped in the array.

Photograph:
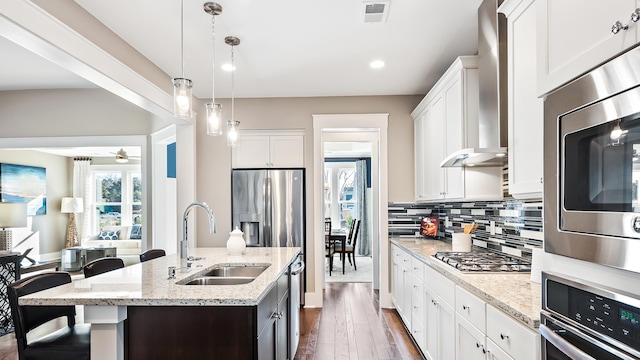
[{"x1": 0, "y1": 163, "x2": 47, "y2": 216}]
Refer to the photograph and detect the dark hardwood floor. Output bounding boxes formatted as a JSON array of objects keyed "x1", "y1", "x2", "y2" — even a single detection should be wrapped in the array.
[
  {"x1": 0, "y1": 283, "x2": 421, "y2": 360},
  {"x1": 295, "y1": 282, "x2": 422, "y2": 360}
]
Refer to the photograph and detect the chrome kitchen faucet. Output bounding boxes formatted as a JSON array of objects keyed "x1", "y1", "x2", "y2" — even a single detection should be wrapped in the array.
[{"x1": 181, "y1": 202, "x2": 216, "y2": 270}]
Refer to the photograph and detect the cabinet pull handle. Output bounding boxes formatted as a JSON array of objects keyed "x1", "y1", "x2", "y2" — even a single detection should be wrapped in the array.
[
  {"x1": 612, "y1": 21, "x2": 629, "y2": 34},
  {"x1": 475, "y1": 342, "x2": 481, "y2": 348},
  {"x1": 632, "y1": 8, "x2": 640, "y2": 22},
  {"x1": 272, "y1": 311, "x2": 283, "y2": 320},
  {"x1": 500, "y1": 332, "x2": 509, "y2": 340},
  {"x1": 462, "y1": 305, "x2": 470, "y2": 310}
]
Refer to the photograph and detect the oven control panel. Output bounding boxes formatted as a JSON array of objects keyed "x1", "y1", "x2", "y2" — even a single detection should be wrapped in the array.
[{"x1": 546, "y1": 278, "x2": 640, "y2": 352}]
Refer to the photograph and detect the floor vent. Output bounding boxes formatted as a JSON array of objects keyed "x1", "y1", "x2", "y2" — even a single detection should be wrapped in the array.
[{"x1": 362, "y1": 1, "x2": 390, "y2": 23}]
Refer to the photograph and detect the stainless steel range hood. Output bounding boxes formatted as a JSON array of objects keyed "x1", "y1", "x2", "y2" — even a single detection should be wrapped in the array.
[{"x1": 441, "y1": 0, "x2": 507, "y2": 168}]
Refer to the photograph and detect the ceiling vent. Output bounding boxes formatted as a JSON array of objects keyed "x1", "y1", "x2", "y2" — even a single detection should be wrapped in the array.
[{"x1": 362, "y1": 1, "x2": 390, "y2": 23}]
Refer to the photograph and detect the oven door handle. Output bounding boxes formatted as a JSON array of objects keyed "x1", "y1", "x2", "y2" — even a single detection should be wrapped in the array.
[{"x1": 540, "y1": 324, "x2": 597, "y2": 360}]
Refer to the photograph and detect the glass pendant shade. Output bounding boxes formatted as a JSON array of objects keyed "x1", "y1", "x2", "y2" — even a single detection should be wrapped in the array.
[
  {"x1": 227, "y1": 120, "x2": 240, "y2": 147},
  {"x1": 206, "y1": 102, "x2": 223, "y2": 135},
  {"x1": 173, "y1": 77, "x2": 193, "y2": 119}
]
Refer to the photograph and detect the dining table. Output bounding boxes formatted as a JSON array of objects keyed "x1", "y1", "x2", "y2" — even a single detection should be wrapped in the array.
[{"x1": 328, "y1": 229, "x2": 347, "y2": 274}]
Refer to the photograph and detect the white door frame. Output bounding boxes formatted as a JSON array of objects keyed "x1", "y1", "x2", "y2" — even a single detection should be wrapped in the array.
[{"x1": 310, "y1": 114, "x2": 391, "y2": 308}]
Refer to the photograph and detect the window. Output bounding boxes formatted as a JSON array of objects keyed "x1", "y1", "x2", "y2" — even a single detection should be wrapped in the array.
[
  {"x1": 91, "y1": 165, "x2": 142, "y2": 232},
  {"x1": 324, "y1": 162, "x2": 357, "y2": 230}
]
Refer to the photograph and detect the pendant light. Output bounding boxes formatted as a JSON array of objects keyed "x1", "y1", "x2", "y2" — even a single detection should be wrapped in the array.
[
  {"x1": 204, "y1": 2, "x2": 223, "y2": 135},
  {"x1": 172, "y1": 0, "x2": 193, "y2": 119},
  {"x1": 225, "y1": 36, "x2": 241, "y2": 147}
]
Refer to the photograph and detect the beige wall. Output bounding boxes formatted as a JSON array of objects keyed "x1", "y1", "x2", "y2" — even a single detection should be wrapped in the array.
[
  {"x1": 0, "y1": 150, "x2": 71, "y2": 258},
  {"x1": 194, "y1": 95, "x2": 421, "y2": 293}
]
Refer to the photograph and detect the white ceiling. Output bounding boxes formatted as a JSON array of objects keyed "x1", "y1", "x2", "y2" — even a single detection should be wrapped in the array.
[{"x1": 0, "y1": 0, "x2": 483, "y2": 99}]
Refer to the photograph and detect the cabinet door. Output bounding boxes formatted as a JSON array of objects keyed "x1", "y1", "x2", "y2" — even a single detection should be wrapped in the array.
[
  {"x1": 414, "y1": 112, "x2": 428, "y2": 201},
  {"x1": 424, "y1": 285, "x2": 439, "y2": 360},
  {"x1": 442, "y1": 75, "x2": 465, "y2": 200},
  {"x1": 233, "y1": 135, "x2": 271, "y2": 168},
  {"x1": 257, "y1": 315, "x2": 277, "y2": 360},
  {"x1": 426, "y1": 95, "x2": 446, "y2": 200},
  {"x1": 276, "y1": 294, "x2": 289, "y2": 360},
  {"x1": 455, "y1": 315, "x2": 486, "y2": 360},
  {"x1": 537, "y1": 0, "x2": 640, "y2": 95},
  {"x1": 438, "y1": 301, "x2": 455, "y2": 360},
  {"x1": 269, "y1": 135, "x2": 304, "y2": 167},
  {"x1": 485, "y1": 305, "x2": 540, "y2": 360},
  {"x1": 485, "y1": 339, "x2": 514, "y2": 360},
  {"x1": 505, "y1": 0, "x2": 544, "y2": 199}
]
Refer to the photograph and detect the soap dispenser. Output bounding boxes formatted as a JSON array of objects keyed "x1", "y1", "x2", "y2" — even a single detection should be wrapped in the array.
[{"x1": 227, "y1": 226, "x2": 246, "y2": 255}]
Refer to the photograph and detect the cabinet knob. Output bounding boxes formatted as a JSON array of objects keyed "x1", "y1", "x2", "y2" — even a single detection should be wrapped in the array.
[
  {"x1": 475, "y1": 342, "x2": 481, "y2": 348},
  {"x1": 500, "y1": 332, "x2": 509, "y2": 340},
  {"x1": 612, "y1": 21, "x2": 629, "y2": 34},
  {"x1": 432, "y1": 299, "x2": 438, "y2": 306},
  {"x1": 540, "y1": 177, "x2": 543, "y2": 184},
  {"x1": 272, "y1": 311, "x2": 283, "y2": 320},
  {"x1": 462, "y1": 305, "x2": 470, "y2": 311},
  {"x1": 632, "y1": 8, "x2": 640, "y2": 22}
]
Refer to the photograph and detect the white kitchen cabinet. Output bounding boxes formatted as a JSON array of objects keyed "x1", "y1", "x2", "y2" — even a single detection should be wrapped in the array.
[
  {"x1": 537, "y1": 0, "x2": 640, "y2": 96},
  {"x1": 485, "y1": 339, "x2": 513, "y2": 360},
  {"x1": 500, "y1": 0, "x2": 544, "y2": 199},
  {"x1": 424, "y1": 282, "x2": 455, "y2": 360},
  {"x1": 486, "y1": 305, "x2": 540, "y2": 360},
  {"x1": 390, "y1": 244, "x2": 412, "y2": 326},
  {"x1": 455, "y1": 315, "x2": 486, "y2": 360},
  {"x1": 412, "y1": 56, "x2": 502, "y2": 202},
  {"x1": 232, "y1": 131, "x2": 304, "y2": 168}
]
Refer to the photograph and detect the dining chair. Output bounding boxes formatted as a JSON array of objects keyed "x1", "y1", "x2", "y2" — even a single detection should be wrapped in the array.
[
  {"x1": 324, "y1": 220, "x2": 335, "y2": 276},
  {"x1": 83, "y1": 257, "x2": 124, "y2": 278},
  {"x1": 8, "y1": 272, "x2": 91, "y2": 360},
  {"x1": 344, "y1": 220, "x2": 361, "y2": 270},
  {"x1": 139, "y1": 249, "x2": 166, "y2": 263}
]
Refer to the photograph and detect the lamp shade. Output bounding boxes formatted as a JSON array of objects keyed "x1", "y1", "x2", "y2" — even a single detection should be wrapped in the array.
[
  {"x1": 0, "y1": 202, "x2": 27, "y2": 228},
  {"x1": 61, "y1": 197, "x2": 84, "y2": 214}
]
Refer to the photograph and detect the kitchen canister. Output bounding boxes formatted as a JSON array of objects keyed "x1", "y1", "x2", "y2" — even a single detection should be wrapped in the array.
[
  {"x1": 227, "y1": 226, "x2": 246, "y2": 255},
  {"x1": 452, "y1": 233, "x2": 472, "y2": 252}
]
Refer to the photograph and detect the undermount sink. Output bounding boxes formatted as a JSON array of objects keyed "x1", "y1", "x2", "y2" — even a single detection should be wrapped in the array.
[
  {"x1": 180, "y1": 264, "x2": 270, "y2": 285},
  {"x1": 203, "y1": 264, "x2": 269, "y2": 278},
  {"x1": 184, "y1": 277, "x2": 256, "y2": 285}
]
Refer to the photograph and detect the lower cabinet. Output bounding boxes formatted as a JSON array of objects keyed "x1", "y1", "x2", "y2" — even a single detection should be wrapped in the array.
[
  {"x1": 390, "y1": 243, "x2": 541, "y2": 360},
  {"x1": 125, "y1": 271, "x2": 292, "y2": 360}
]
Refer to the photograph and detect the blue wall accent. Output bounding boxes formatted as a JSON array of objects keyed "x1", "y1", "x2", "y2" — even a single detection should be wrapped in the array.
[{"x1": 167, "y1": 143, "x2": 176, "y2": 179}]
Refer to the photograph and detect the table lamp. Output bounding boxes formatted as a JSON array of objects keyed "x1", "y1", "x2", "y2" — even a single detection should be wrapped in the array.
[
  {"x1": 61, "y1": 197, "x2": 84, "y2": 248},
  {"x1": 0, "y1": 202, "x2": 28, "y2": 251}
]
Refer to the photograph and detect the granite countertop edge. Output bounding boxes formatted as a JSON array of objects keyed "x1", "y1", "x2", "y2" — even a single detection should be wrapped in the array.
[{"x1": 390, "y1": 238, "x2": 541, "y2": 329}]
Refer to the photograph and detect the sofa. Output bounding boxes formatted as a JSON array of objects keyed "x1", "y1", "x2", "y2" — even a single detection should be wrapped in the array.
[{"x1": 82, "y1": 225, "x2": 142, "y2": 266}]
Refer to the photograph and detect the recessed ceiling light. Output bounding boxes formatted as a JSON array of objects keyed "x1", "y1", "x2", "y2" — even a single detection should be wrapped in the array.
[
  {"x1": 370, "y1": 60, "x2": 385, "y2": 69},
  {"x1": 221, "y1": 63, "x2": 236, "y2": 71}
]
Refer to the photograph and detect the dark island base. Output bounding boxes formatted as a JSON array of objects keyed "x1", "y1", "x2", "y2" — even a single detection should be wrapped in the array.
[{"x1": 125, "y1": 306, "x2": 255, "y2": 360}]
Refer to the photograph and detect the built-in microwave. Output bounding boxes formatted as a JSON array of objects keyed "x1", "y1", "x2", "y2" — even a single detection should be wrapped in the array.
[{"x1": 544, "y1": 45, "x2": 640, "y2": 274}]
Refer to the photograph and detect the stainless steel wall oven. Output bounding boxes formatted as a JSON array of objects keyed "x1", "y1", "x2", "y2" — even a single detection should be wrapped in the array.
[
  {"x1": 541, "y1": 272, "x2": 640, "y2": 359},
  {"x1": 544, "y1": 45, "x2": 640, "y2": 273}
]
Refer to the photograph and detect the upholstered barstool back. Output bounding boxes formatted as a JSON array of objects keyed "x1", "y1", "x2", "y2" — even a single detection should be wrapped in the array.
[
  {"x1": 8, "y1": 272, "x2": 90, "y2": 360},
  {"x1": 139, "y1": 249, "x2": 166, "y2": 263},
  {"x1": 83, "y1": 257, "x2": 124, "y2": 278}
]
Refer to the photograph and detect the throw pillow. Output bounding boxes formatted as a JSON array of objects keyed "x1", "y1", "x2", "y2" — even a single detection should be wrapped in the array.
[
  {"x1": 130, "y1": 225, "x2": 142, "y2": 240},
  {"x1": 98, "y1": 230, "x2": 121, "y2": 241}
]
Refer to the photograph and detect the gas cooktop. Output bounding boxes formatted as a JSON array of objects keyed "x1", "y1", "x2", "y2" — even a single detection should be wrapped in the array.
[{"x1": 433, "y1": 251, "x2": 531, "y2": 273}]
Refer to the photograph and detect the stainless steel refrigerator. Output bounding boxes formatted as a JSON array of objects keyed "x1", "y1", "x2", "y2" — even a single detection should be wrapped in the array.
[{"x1": 232, "y1": 169, "x2": 305, "y2": 249}]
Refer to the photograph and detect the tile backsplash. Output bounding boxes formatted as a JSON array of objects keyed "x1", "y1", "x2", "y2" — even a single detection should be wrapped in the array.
[{"x1": 388, "y1": 199, "x2": 543, "y2": 259}]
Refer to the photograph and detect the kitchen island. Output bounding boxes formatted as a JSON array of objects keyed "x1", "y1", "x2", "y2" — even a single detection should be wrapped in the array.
[{"x1": 19, "y1": 247, "x2": 301, "y2": 360}]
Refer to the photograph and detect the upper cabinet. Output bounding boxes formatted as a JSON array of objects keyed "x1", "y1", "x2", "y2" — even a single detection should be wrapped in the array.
[
  {"x1": 232, "y1": 130, "x2": 305, "y2": 168},
  {"x1": 537, "y1": 0, "x2": 640, "y2": 95},
  {"x1": 500, "y1": 0, "x2": 544, "y2": 199},
  {"x1": 412, "y1": 56, "x2": 503, "y2": 203}
]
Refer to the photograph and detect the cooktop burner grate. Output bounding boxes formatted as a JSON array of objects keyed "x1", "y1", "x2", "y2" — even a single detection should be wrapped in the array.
[{"x1": 433, "y1": 251, "x2": 531, "y2": 273}]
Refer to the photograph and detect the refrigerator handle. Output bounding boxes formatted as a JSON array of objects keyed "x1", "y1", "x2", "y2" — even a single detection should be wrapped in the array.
[{"x1": 264, "y1": 175, "x2": 272, "y2": 247}]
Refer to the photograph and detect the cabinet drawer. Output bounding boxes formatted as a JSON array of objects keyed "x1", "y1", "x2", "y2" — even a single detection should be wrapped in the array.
[
  {"x1": 257, "y1": 283, "x2": 278, "y2": 336},
  {"x1": 411, "y1": 312, "x2": 426, "y2": 353},
  {"x1": 411, "y1": 257, "x2": 424, "y2": 282},
  {"x1": 486, "y1": 305, "x2": 539, "y2": 360},
  {"x1": 398, "y1": 249, "x2": 412, "y2": 269},
  {"x1": 411, "y1": 280, "x2": 424, "y2": 321},
  {"x1": 424, "y1": 265, "x2": 455, "y2": 306},
  {"x1": 455, "y1": 286, "x2": 486, "y2": 331}
]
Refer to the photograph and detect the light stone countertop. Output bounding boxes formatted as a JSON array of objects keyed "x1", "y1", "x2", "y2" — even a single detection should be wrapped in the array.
[
  {"x1": 20, "y1": 247, "x2": 301, "y2": 307},
  {"x1": 390, "y1": 238, "x2": 541, "y2": 329}
]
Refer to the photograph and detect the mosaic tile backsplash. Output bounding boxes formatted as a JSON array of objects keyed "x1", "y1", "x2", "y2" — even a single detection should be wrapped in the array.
[{"x1": 388, "y1": 199, "x2": 544, "y2": 260}]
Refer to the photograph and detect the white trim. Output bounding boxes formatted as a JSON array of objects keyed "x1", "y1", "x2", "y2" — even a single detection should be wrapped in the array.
[{"x1": 310, "y1": 113, "x2": 390, "y2": 309}]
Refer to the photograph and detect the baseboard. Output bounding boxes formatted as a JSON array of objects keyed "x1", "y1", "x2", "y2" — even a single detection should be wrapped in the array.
[{"x1": 304, "y1": 291, "x2": 323, "y2": 308}]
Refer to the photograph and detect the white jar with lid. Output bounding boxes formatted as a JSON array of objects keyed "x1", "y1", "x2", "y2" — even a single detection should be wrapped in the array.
[{"x1": 227, "y1": 226, "x2": 246, "y2": 255}]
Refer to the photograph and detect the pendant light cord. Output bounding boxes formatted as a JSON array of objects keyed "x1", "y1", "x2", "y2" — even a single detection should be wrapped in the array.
[
  {"x1": 211, "y1": 15, "x2": 216, "y2": 103},
  {"x1": 231, "y1": 43, "x2": 235, "y2": 121},
  {"x1": 180, "y1": 0, "x2": 185, "y2": 77}
]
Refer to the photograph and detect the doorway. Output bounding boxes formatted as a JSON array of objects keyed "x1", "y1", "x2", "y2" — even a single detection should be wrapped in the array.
[{"x1": 310, "y1": 114, "x2": 391, "y2": 309}]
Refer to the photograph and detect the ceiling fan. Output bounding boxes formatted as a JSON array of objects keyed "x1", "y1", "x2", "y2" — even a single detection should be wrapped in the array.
[{"x1": 113, "y1": 148, "x2": 140, "y2": 163}]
